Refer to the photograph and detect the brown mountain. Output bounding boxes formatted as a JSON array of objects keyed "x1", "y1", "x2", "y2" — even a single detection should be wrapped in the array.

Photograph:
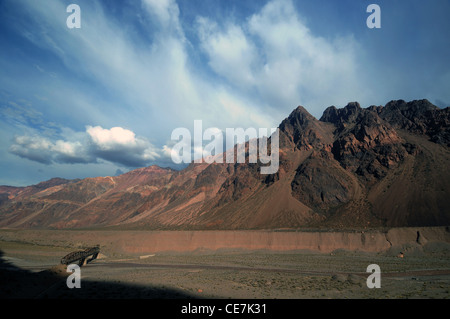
[
  {"x1": 0, "y1": 99, "x2": 449, "y2": 230},
  {"x1": 0, "y1": 178, "x2": 76, "y2": 205}
]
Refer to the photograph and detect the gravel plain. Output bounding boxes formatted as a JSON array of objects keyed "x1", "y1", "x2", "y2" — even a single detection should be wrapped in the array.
[{"x1": 1, "y1": 232, "x2": 449, "y2": 299}]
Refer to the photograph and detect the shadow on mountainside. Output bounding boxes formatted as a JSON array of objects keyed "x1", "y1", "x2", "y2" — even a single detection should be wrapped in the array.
[{"x1": 0, "y1": 249, "x2": 197, "y2": 299}]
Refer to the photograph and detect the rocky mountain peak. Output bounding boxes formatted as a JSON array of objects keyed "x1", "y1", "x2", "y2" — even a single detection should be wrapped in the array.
[
  {"x1": 380, "y1": 99, "x2": 450, "y2": 146},
  {"x1": 1, "y1": 99, "x2": 449, "y2": 230},
  {"x1": 320, "y1": 101, "x2": 364, "y2": 125},
  {"x1": 281, "y1": 105, "x2": 316, "y2": 128},
  {"x1": 384, "y1": 99, "x2": 437, "y2": 113},
  {"x1": 279, "y1": 105, "x2": 333, "y2": 151}
]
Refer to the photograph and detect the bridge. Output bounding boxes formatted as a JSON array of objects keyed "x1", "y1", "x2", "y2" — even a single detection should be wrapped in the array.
[{"x1": 60, "y1": 246, "x2": 100, "y2": 267}]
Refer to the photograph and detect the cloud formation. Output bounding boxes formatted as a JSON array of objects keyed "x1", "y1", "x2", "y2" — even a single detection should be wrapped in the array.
[
  {"x1": 9, "y1": 126, "x2": 161, "y2": 168},
  {"x1": 197, "y1": 0, "x2": 363, "y2": 115},
  {"x1": 4, "y1": 0, "x2": 365, "y2": 175},
  {"x1": 87, "y1": 126, "x2": 161, "y2": 167}
]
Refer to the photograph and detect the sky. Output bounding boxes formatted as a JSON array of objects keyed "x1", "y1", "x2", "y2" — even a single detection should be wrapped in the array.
[{"x1": 0, "y1": 0, "x2": 449, "y2": 186}]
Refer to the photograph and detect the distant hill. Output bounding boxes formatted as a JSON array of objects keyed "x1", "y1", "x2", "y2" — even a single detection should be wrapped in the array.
[{"x1": 1, "y1": 99, "x2": 449, "y2": 230}]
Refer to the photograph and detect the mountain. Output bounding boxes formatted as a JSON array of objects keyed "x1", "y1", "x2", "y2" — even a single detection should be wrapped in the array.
[
  {"x1": 0, "y1": 178, "x2": 77, "y2": 205},
  {"x1": 0, "y1": 99, "x2": 449, "y2": 230}
]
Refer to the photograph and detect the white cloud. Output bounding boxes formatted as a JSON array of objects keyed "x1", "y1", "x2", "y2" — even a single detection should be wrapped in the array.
[
  {"x1": 9, "y1": 126, "x2": 162, "y2": 167},
  {"x1": 9, "y1": 135, "x2": 90, "y2": 165},
  {"x1": 53, "y1": 140, "x2": 77, "y2": 155},
  {"x1": 87, "y1": 126, "x2": 139, "y2": 150},
  {"x1": 142, "y1": 0, "x2": 181, "y2": 29},
  {"x1": 196, "y1": 0, "x2": 365, "y2": 117},
  {"x1": 87, "y1": 125, "x2": 161, "y2": 166},
  {"x1": 9, "y1": 135, "x2": 53, "y2": 164},
  {"x1": 197, "y1": 18, "x2": 258, "y2": 88}
]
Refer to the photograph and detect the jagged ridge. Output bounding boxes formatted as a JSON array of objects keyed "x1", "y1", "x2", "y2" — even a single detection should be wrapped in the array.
[{"x1": 0, "y1": 99, "x2": 449, "y2": 229}]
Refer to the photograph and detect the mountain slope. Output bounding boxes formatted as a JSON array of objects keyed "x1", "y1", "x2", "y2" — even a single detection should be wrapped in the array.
[{"x1": 0, "y1": 99, "x2": 449, "y2": 229}]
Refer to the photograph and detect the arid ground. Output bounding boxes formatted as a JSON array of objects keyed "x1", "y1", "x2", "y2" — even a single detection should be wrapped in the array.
[{"x1": 1, "y1": 228, "x2": 449, "y2": 299}]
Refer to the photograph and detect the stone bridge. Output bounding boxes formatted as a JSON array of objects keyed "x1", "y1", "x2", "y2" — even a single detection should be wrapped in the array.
[{"x1": 60, "y1": 246, "x2": 100, "y2": 266}]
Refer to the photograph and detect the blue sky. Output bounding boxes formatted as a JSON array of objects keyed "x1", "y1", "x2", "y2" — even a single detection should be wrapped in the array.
[{"x1": 0, "y1": 0, "x2": 449, "y2": 186}]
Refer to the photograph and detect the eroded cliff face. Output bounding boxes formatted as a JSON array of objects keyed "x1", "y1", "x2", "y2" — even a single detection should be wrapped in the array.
[
  {"x1": 0, "y1": 99, "x2": 449, "y2": 230},
  {"x1": 1, "y1": 227, "x2": 448, "y2": 255}
]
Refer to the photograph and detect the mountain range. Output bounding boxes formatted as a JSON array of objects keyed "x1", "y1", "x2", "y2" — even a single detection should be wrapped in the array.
[{"x1": 1, "y1": 99, "x2": 449, "y2": 230}]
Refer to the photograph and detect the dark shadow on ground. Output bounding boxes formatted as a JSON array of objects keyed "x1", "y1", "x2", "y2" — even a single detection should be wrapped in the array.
[{"x1": 0, "y1": 250, "x2": 198, "y2": 299}]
